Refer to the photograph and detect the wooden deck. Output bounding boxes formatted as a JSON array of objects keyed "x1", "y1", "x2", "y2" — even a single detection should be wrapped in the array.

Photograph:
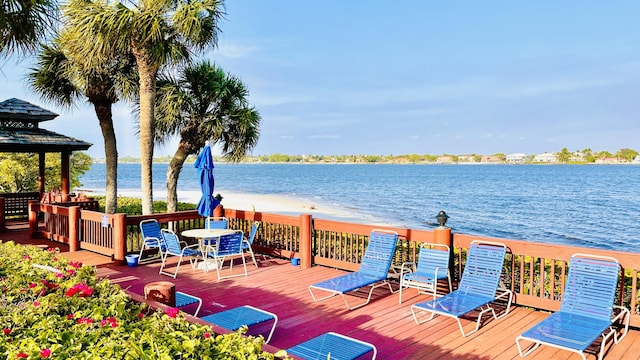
[
  {"x1": 93, "y1": 254, "x2": 640, "y2": 360},
  {"x1": 3, "y1": 224, "x2": 640, "y2": 360}
]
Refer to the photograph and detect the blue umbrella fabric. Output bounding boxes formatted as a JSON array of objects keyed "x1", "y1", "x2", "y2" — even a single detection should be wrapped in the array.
[{"x1": 194, "y1": 143, "x2": 219, "y2": 217}]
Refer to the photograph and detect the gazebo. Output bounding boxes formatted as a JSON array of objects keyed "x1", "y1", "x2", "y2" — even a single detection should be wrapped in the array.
[{"x1": 0, "y1": 98, "x2": 92, "y2": 223}]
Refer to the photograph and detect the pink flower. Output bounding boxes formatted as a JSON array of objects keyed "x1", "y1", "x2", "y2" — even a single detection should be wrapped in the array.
[
  {"x1": 165, "y1": 307, "x2": 179, "y2": 318},
  {"x1": 29, "y1": 283, "x2": 37, "y2": 288},
  {"x1": 203, "y1": 332, "x2": 211, "y2": 339},
  {"x1": 16, "y1": 353, "x2": 28, "y2": 358},
  {"x1": 3, "y1": 328, "x2": 10, "y2": 335},
  {"x1": 66, "y1": 269, "x2": 75, "y2": 276},
  {"x1": 52, "y1": 257, "x2": 58, "y2": 262},
  {"x1": 67, "y1": 313, "x2": 75, "y2": 320},
  {"x1": 56, "y1": 272, "x2": 64, "y2": 278},
  {"x1": 33, "y1": 301, "x2": 40, "y2": 307},
  {"x1": 138, "y1": 313, "x2": 144, "y2": 319},
  {"x1": 77, "y1": 317, "x2": 93, "y2": 324},
  {"x1": 68, "y1": 261, "x2": 82, "y2": 269},
  {"x1": 38, "y1": 289, "x2": 46, "y2": 297},
  {"x1": 65, "y1": 283, "x2": 94, "y2": 297},
  {"x1": 22, "y1": 255, "x2": 31, "y2": 261},
  {"x1": 40, "y1": 348, "x2": 51, "y2": 358}
]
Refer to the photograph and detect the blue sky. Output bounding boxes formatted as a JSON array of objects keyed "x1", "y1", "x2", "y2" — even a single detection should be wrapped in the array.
[{"x1": 1, "y1": 1, "x2": 639, "y2": 158}]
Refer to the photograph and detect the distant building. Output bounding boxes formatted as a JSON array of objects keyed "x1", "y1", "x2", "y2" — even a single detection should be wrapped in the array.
[
  {"x1": 594, "y1": 157, "x2": 621, "y2": 164},
  {"x1": 506, "y1": 153, "x2": 527, "y2": 163},
  {"x1": 436, "y1": 155, "x2": 455, "y2": 164},
  {"x1": 480, "y1": 155, "x2": 502, "y2": 163},
  {"x1": 533, "y1": 152, "x2": 557, "y2": 163},
  {"x1": 633, "y1": 156, "x2": 640, "y2": 164},
  {"x1": 457, "y1": 154, "x2": 476, "y2": 163}
]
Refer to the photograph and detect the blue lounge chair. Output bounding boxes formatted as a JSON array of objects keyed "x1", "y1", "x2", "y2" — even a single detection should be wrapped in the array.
[
  {"x1": 287, "y1": 332, "x2": 377, "y2": 360},
  {"x1": 309, "y1": 229, "x2": 399, "y2": 310},
  {"x1": 175, "y1": 291, "x2": 203, "y2": 317},
  {"x1": 516, "y1": 253, "x2": 630, "y2": 360},
  {"x1": 398, "y1": 242, "x2": 452, "y2": 303},
  {"x1": 138, "y1": 219, "x2": 164, "y2": 264},
  {"x1": 201, "y1": 305, "x2": 278, "y2": 343},
  {"x1": 410, "y1": 240, "x2": 513, "y2": 336},
  {"x1": 158, "y1": 229, "x2": 202, "y2": 278}
]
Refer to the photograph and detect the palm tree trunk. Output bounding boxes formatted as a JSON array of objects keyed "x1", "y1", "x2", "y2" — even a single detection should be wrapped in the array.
[
  {"x1": 93, "y1": 101, "x2": 118, "y2": 214},
  {"x1": 166, "y1": 144, "x2": 189, "y2": 213},
  {"x1": 135, "y1": 51, "x2": 157, "y2": 215}
]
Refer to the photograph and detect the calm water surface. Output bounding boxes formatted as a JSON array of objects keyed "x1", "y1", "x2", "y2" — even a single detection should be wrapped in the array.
[{"x1": 80, "y1": 163, "x2": 640, "y2": 252}]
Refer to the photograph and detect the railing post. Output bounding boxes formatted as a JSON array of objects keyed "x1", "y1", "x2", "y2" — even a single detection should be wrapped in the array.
[
  {"x1": 28, "y1": 200, "x2": 39, "y2": 237},
  {"x1": 299, "y1": 214, "x2": 312, "y2": 269},
  {"x1": 113, "y1": 213, "x2": 127, "y2": 265},
  {"x1": 434, "y1": 226, "x2": 454, "y2": 282},
  {"x1": 0, "y1": 197, "x2": 5, "y2": 232},
  {"x1": 68, "y1": 206, "x2": 80, "y2": 252}
]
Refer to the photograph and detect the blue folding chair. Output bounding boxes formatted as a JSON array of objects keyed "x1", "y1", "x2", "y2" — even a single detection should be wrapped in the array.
[
  {"x1": 206, "y1": 216, "x2": 228, "y2": 229},
  {"x1": 410, "y1": 240, "x2": 513, "y2": 336},
  {"x1": 158, "y1": 229, "x2": 202, "y2": 279},
  {"x1": 243, "y1": 221, "x2": 260, "y2": 267},
  {"x1": 138, "y1": 219, "x2": 164, "y2": 264},
  {"x1": 204, "y1": 230, "x2": 247, "y2": 280},
  {"x1": 201, "y1": 305, "x2": 278, "y2": 343},
  {"x1": 287, "y1": 332, "x2": 377, "y2": 360},
  {"x1": 309, "y1": 229, "x2": 399, "y2": 310},
  {"x1": 516, "y1": 254, "x2": 630, "y2": 360},
  {"x1": 398, "y1": 242, "x2": 452, "y2": 303}
]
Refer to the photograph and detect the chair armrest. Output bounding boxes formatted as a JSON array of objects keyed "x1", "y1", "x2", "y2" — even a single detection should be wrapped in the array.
[
  {"x1": 612, "y1": 305, "x2": 631, "y2": 342},
  {"x1": 400, "y1": 262, "x2": 415, "y2": 275}
]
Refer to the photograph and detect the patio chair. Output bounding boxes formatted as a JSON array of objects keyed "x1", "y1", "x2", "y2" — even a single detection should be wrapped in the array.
[
  {"x1": 309, "y1": 229, "x2": 399, "y2": 310},
  {"x1": 158, "y1": 229, "x2": 202, "y2": 279},
  {"x1": 204, "y1": 230, "x2": 247, "y2": 280},
  {"x1": 243, "y1": 221, "x2": 260, "y2": 268},
  {"x1": 516, "y1": 253, "x2": 630, "y2": 360},
  {"x1": 287, "y1": 332, "x2": 377, "y2": 360},
  {"x1": 398, "y1": 242, "x2": 452, "y2": 303},
  {"x1": 411, "y1": 240, "x2": 513, "y2": 337},
  {"x1": 206, "y1": 216, "x2": 228, "y2": 229},
  {"x1": 200, "y1": 305, "x2": 278, "y2": 343},
  {"x1": 138, "y1": 219, "x2": 164, "y2": 264}
]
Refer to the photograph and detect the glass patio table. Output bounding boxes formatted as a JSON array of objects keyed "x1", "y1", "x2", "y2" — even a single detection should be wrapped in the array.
[{"x1": 181, "y1": 228, "x2": 235, "y2": 271}]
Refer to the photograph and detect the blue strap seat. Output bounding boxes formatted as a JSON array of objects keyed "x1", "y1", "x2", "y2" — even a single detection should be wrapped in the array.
[
  {"x1": 201, "y1": 305, "x2": 278, "y2": 343},
  {"x1": 287, "y1": 332, "x2": 377, "y2": 360}
]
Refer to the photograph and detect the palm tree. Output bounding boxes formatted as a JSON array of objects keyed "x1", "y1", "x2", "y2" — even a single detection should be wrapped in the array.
[
  {"x1": 27, "y1": 35, "x2": 137, "y2": 213},
  {"x1": 155, "y1": 61, "x2": 260, "y2": 212},
  {"x1": 0, "y1": 0, "x2": 58, "y2": 58},
  {"x1": 62, "y1": 0, "x2": 224, "y2": 215}
]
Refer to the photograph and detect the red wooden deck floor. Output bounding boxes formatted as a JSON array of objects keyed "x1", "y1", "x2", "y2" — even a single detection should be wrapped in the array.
[{"x1": 93, "y1": 254, "x2": 640, "y2": 360}]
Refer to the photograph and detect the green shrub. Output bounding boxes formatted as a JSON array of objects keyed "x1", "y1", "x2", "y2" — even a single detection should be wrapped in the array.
[
  {"x1": 93, "y1": 196, "x2": 196, "y2": 215},
  {"x1": 0, "y1": 241, "x2": 285, "y2": 359}
]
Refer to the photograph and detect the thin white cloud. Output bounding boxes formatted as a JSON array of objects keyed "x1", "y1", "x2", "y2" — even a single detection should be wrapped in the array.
[
  {"x1": 215, "y1": 43, "x2": 259, "y2": 58},
  {"x1": 308, "y1": 134, "x2": 340, "y2": 139}
]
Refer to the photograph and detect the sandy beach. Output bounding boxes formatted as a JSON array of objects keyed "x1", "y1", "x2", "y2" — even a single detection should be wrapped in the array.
[{"x1": 109, "y1": 188, "x2": 372, "y2": 224}]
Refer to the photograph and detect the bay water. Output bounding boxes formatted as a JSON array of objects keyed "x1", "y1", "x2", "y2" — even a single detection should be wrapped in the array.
[{"x1": 79, "y1": 163, "x2": 640, "y2": 252}]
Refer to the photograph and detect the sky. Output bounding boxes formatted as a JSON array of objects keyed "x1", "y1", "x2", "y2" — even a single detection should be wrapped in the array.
[{"x1": 1, "y1": 1, "x2": 639, "y2": 158}]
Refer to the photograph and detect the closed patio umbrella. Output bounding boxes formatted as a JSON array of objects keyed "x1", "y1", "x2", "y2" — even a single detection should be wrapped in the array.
[{"x1": 194, "y1": 143, "x2": 219, "y2": 217}]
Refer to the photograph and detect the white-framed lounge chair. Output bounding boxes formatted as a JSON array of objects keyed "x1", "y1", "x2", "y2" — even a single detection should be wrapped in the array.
[
  {"x1": 287, "y1": 332, "x2": 377, "y2": 360},
  {"x1": 516, "y1": 253, "x2": 630, "y2": 360},
  {"x1": 398, "y1": 242, "x2": 452, "y2": 303},
  {"x1": 158, "y1": 229, "x2": 202, "y2": 279},
  {"x1": 200, "y1": 305, "x2": 278, "y2": 343},
  {"x1": 138, "y1": 219, "x2": 164, "y2": 264},
  {"x1": 204, "y1": 230, "x2": 247, "y2": 280},
  {"x1": 411, "y1": 240, "x2": 513, "y2": 337},
  {"x1": 175, "y1": 291, "x2": 203, "y2": 317},
  {"x1": 242, "y1": 221, "x2": 260, "y2": 268},
  {"x1": 309, "y1": 229, "x2": 399, "y2": 310}
]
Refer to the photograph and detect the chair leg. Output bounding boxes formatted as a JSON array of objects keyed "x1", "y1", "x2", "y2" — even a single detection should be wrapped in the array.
[{"x1": 246, "y1": 248, "x2": 258, "y2": 268}]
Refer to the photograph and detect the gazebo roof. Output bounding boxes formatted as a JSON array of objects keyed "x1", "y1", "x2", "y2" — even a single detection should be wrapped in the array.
[{"x1": 0, "y1": 98, "x2": 92, "y2": 153}]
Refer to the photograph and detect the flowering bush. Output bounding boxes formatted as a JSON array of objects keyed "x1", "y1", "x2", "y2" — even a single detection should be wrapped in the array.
[{"x1": 0, "y1": 241, "x2": 285, "y2": 359}]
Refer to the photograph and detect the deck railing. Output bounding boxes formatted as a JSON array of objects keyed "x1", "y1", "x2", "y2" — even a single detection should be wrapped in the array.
[{"x1": 29, "y1": 205, "x2": 640, "y2": 328}]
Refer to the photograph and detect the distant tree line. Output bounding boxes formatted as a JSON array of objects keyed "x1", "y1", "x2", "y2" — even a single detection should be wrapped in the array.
[{"x1": 210, "y1": 147, "x2": 639, "y2": 164}]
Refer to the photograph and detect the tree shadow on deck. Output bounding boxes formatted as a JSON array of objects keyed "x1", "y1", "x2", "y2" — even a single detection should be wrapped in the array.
[{"x1": 95, "y1": 256, "x2": 495, "y2": 360}]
